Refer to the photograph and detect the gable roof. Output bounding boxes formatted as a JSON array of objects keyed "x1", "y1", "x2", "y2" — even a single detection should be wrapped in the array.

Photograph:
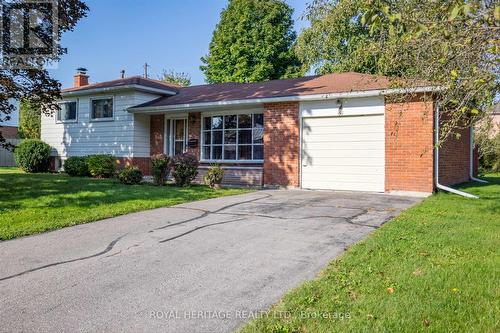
[
  {"x1": 61, "y1": 76, "x2": 180, "y2": 95},
  {"x1": 132, "y1": 72, "x2": 394, "y2": 109}
]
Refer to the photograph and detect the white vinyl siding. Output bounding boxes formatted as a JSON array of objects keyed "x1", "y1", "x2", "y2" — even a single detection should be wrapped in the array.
[
  {"x1": 301, "y1": 97, "x2": 385, "y2": 192},
  {"x1": 41, "y1": 91, "x2": 160, "y2": 158}
]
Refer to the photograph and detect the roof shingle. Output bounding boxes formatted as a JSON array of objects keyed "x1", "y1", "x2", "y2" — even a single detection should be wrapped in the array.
[
  {"x1": 62, "y1": 76, "x2": 180, "y2": 93},
  {"x1": 133, "y1": 72, "x2": 393, "y2": 108}
]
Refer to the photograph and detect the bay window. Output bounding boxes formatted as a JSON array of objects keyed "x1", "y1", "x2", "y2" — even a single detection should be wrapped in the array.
[{"x1": 202, "y1": 113, "x2": 264, "y2": 161}]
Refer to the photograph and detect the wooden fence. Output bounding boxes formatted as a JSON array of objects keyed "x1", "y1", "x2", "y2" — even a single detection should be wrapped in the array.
[{"x1": 0, "y1": 139, "x2": 20, "y2": 167}]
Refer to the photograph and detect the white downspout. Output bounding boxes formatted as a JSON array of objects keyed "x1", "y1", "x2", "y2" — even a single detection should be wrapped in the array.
[
  {"x1": 469, "y1": 127, "x2": 489, "y2": 183},
  {"x1": 434, "y1": 104, "x2": 479, "y2": 199}
]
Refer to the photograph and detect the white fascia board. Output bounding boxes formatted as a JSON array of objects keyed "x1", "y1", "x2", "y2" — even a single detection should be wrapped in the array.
[
  {"x1": 127, "y1": 86, "x2": 440, "y2": 113},
  {"x1": 61, "y1": 85, "x2": 177, "y2": 97}
]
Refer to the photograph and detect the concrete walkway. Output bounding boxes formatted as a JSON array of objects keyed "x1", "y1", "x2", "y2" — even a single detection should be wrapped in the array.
[{"x1": 0, "y1": 190, "x2": 422, "y2": 333}]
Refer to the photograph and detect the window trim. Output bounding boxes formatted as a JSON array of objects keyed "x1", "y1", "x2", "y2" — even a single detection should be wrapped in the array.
[
  {"x1": 56, "y1": 100, "x2": 78, "y2": 123},
  {"x1": 89, "y1": 96, "x2": 115, "y2": 122},
  {"x1": 200, "y1": 112, "x2": 264, "y2": 163}
]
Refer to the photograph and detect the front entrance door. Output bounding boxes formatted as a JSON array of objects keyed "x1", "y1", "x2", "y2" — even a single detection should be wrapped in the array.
[{"x1": 166, "y1": 118, "x2": 187, "y2": 156}]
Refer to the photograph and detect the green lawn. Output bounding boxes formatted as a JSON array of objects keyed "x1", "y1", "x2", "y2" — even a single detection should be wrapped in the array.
[
  {"x1": 0, "y1": 168, "x2": 251, "y2": 240},
  {"x1": 241, "y1": 175, "x2": 500, "y2": 333}
]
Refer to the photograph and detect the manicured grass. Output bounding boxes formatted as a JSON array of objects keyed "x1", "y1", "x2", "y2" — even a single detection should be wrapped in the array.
[
  {"x1": 0, "y1": 168, "x2": 251, "y2": 240},
  {"x1": 241, "y1": 174, "x2": 500, "y2": 333}
]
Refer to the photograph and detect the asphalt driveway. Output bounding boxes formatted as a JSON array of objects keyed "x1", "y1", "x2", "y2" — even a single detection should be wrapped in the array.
[{"x1": 0, "y1": 190, "x2": 422, "y2": 333}]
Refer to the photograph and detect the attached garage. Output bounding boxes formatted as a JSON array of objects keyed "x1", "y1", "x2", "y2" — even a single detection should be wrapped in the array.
[{"x1": 300, "y1": 97, "x2": 385, "y2": 192}]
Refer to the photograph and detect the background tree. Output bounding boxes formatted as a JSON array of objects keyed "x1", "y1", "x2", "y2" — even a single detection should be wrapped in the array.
[
  {"x1": 0, "y1": 0, "x2": 88, "y2": 148},
  {"x1": 18, "y1": 99, "x2": 41, "y2": 139},
  {"x1": 298, "y1": 0, "x2": 499, "y2": 141},
  {"x1": 200, "y1": 0, "x2": 303, "y2": 83},
  {"x1": 159, "y1": 69, "x2": 191, "y2": 87},
  {"x1": 297, "y1": 0, "x2": 377, "y2": 74}
]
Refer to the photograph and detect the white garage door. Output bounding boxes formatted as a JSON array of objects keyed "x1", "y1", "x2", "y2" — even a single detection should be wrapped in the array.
[{"x1": 301, "y1": 115, "x2": 385, "y2": 192}]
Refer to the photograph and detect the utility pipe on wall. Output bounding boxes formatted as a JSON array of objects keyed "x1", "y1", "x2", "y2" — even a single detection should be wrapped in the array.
[{"x1": 434, "y1": 104, "x2": 479, "y2": 199}]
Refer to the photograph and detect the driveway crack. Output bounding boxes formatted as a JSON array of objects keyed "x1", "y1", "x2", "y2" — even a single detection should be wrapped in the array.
[
  {"x1": 158, "y1": 218, "x2": 246, "y2": 243},
  {"x1": 0, "y1": 234, "x2": 127, "y2": 282},
  {"x1": 151, "y1": 193, "x2": 272, "y2": 232}
]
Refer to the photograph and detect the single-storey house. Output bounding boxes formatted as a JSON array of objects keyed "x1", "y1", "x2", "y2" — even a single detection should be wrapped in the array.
[
  {"x1": 41, "y1": 70, "x2": 475, "y2": 194},
  {"x1": 1, "y1": 98, "x2": 19, "y2": 139}
]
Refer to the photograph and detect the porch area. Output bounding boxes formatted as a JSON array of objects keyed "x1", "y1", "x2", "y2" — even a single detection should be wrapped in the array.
[{"x1": 146, "y1": 110, "x2": 265, "y2": 187}]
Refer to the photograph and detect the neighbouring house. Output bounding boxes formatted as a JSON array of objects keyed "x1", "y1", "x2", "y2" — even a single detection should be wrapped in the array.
[
  {"x1": 1, "y1": 98, "x2": 19, "y2": 139},
  {"x1": 41, "y1": 70, "x2": 476, "y2": 194},
  {"x1": 0, "y1": 99, "x2": 20, "y2": 167}
]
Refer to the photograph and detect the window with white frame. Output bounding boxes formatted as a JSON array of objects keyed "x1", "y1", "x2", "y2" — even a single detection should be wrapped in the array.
[
  {"x1": 91, "y1": 98, "x2": 113, "y2": 120},
  {"x1": 57, "y1": 101, "x2": 77, "y2": 122},
  {"x1": 202, "y1": 113, "x2": 264, "y2": 161}
]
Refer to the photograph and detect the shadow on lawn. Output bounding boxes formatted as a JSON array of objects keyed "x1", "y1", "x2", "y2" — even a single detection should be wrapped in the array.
[
  {"x1": 458, "y1": 174, "x2": 500, "y2": 190},
  {"x1": 0, "y1": 172, "x2": 216, "y2": 212}
]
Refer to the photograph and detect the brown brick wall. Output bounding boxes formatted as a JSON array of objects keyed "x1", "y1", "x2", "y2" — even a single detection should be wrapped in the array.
[
  {"x1": 150, "y1": 115, "x2": 164, "y2": 155},
  {"x1": 385, "y1": 96, "x2": 435, "y2": 193},
  {"x1": 263, "y1": 102, "x2": 300, "y2": 187},
  {"x1": 196, "y1": 166, "x2": 263, "y2": 187},
  {"x1": 0, "y1": 126, "x2": 18, "y2": 139},
  {"x1": 438, "y1": 126, "x2": 470, "y2": 186},
  {"x1": 116, "y1": 157, "x2": 151, "y2": 176},
  {"x1": 187, "y1": 112, "x2": 201, "y2": 158}
]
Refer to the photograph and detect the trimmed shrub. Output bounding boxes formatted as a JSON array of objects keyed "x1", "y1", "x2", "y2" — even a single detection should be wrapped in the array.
[
  {"x1": 171, "y1": 153, "x2": 199, "y2": 187},
  {"x1": 204, "y1": 163, "x2": 224, "y2": 189},
  {"x1": 118, "y1": 166, "x2": 143, "y2": 185},
  {"x1": 64, "y1": 156, "x2": 89, "y2": 177},
  {"x1": 14, "y1": 139, "x2": 51, "y2": 173},
  {"x1": 151, "y1": 154, "x2": 171, "y2": 186},
  {"x1": 86, "y1": 154, "x2": 116, "y2": 178}
]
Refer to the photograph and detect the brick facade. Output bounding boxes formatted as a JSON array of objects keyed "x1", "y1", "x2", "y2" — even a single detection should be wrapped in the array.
[
  {"x1": 150, "y1": 115, "x2": 165, "y2": 155},
  {"x1": 385, "y1": 96, "x2": 435, "y2": 193},
  {"x1": 0, "y1": 126, "x2": 18, "y2": 139},
  {"x1": 438, "y1": 126, "x2": 471, "y2": 186},
  {"x1": 263, "y1": 102, "x2": 300, "y2": 187},
  {"x1": 116, "y1": 157, "x2": 151, "y2": 176}
]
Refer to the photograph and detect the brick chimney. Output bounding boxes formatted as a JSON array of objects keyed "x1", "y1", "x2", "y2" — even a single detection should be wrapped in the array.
[{"x1": 73, "y1": 67, "x2": 89, "y2": 88}]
